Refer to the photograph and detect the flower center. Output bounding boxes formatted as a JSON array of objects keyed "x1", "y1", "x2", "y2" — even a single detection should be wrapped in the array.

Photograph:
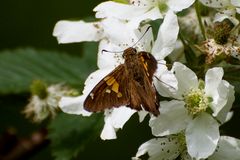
[
  {"x1": 213, "y1": 19, "x2": 234, "y2": 45},
  {"x1": 183, "y1": 81, "x2": 210, "y2": 116},
  {"x1": 30, "y1": 80, "x2": 48, "y2": 99}
]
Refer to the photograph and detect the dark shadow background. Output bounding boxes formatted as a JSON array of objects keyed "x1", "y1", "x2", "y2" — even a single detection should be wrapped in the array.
[{"x1": 0, "y1": 0, "x2": 102, "y2": 52}]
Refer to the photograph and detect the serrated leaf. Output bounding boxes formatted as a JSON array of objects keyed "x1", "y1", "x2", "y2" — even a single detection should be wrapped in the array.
[
  {"x1": 0, "y1": 44, "x2": 97, "y2": 94},
  {"x1": 48, "y1": 113, "x2": 103, "y2": 160}
]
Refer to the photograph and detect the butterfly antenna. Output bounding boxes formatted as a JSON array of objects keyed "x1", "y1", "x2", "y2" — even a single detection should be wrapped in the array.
[
  {"x1": 101, "y1": 49, "x2": 123, "y2": 54},
  {"x1": 154, "y1": 76, "x2": 177, "y2": 91},
  {"x1": 132, "y1": 26, "x2": 152, "y2": 48},
  {"x1": 101, "y1": 26, "x2": 152, "y2": 54},
  {"x1": 157, "y1": 60, "x2": 173, "y2": 67}
]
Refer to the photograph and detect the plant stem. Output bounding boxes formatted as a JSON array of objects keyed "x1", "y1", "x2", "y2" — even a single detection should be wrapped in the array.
[{"x1": 195, "y1": 0, "x2": 206, "y2": 40}]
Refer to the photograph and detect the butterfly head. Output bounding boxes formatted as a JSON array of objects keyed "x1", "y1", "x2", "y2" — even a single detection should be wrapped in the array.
[{"x1": 122, "y1": 47, "x2": 137, "y2": 59}]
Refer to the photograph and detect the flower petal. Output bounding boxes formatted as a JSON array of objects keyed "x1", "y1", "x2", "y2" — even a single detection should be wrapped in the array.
[
  {"x1": 214, "y1": 9, "x2": 239, "y2": 25},
  {"x1": 208, "y1": 136, "x2": 240, "y2": 160},
  {"x1": 97, "y1": 40, "x2": 124, "y2": 69},
  {"x1": 100, "y1": 115, "x2": 117, "y2": 140},
  {"x1": 134, "y1": 136, "x2": 181, "y2": 160},
  {"x1": 216, "y1": 80, "x2": 235, "y2": 123},
  {"x1": 153, "y1": 60, "x2": 178, "y2": 97},
  {"x1": 83, "y1": 68, "x2": 114, "y2": 96},
  {"x1": 94, "y1": 1, "x2": 149, "y2": 20},
  {"x1": 138, "y1": 110, "x2": 148, "y2": 122},
  {"x1": 53, "y1": 20, "x2": 103, "y2": 44},
  {"x1": 167, "y1": 0, "x2": 195, "y2": 12},
  {"x1": 94, "y1": 2, "x2": 162, "y2": 29},
  {"x1": 127, "y1": 7, "x2": 162, "y2": 29},
  {"x1": 231, "y1": 0, "x2": 240, "y2": 7},
  {"x1": 59, "y1": 96, "x2": 91, "y2": 116},
  {"x1": 204, "y1": 67, "x2": 228, "y2": 117},
  {"x1": 100, "y1": 107, "x2": 136, "y2": 140},
  {"x1": 150, "y1": 100, "x2": 190, "y2": 136},
  {"x1": 134, "y1": 24, "x2": 154, "y2": 52},
  {"x1": 171, "y1": 62, "x2": 198, "y2": 98},
  {"x1": 152, "y1": 11, "x2": 179, "y2": 59},
  {"x1": 186, "y1": 112, "x2": 220, "y2": 160},
  {"x1": 199, "y1": 0, "x2": 230, "y2": 8},
  {"x1": 101, "y1": 18, "x2": 139, "y2": 45}
]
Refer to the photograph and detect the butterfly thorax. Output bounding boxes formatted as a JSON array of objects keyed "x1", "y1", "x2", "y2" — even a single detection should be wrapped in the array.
[{"x1": 123, "y1": 48, "x2": 146, "y2": 85}]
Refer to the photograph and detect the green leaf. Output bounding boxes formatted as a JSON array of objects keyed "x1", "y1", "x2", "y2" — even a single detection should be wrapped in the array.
[
  {"x1": 48, "y1": 113, "x2": 103, "y2": 160},
  {"x1": 0, "y1": 45, "x2": 97, "y2": 94}
]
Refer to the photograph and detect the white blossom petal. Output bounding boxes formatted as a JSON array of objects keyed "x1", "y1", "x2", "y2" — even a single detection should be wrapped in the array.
[
  {"x1": 214, "y1": 9, "x2": 239, "y2": 25},
  {"x1": 83, "y1": 68, "x2": 114, "y2": 96},
  {"x1": 138, "y1": 110, "x2": 148, "y2": 122},
  {"x1": 171, "y1": 62, "x2": 198, "y2": 98},
  {"x1": 150, "y1": 100, "x2": 190, "y2": 136},
  {"x1": 134, "y1": 24, "x2": 154, "y2": 52},
  {"x1": 186, "y1": 113, "x2": 220, "y2": 160},
  {"x1": 237, "y1": 8, "x2": 240, "y2": 13},
  {"x1": 127, "y1": 7, "x2": 162, "y2": 29},
  {"x1": 231, "y1": 0, "x2": 240, "y2": 7},
  {"x1": 100, "y1": 107, "x2": 136, "y2": 140},
  {"x1": 152, "y1": 11, "x2": 179, "y2": 59},
  {"x1": 53, "y1": 20, "x2": 103, "y2": 44},
  {"x1": 167, "y1": 0, "x2": 195, "y2": 12},
  {"x1": 216, "y1": 81, "x2": 235, "y2": 123},
  {"x1": 101, "y1": 18, "x2": 139, "y2": 45},
  {"x1": 199, "y1": 0, "x2": 230, "y2": 8},
  {"x1": 97, "y1": 40, "x2": 124, "y2": 69},
  {"x1": 101, "y1": 115, "x2": 117, "y2": 140},
  {"x1": 154, "y1": 61, "x2": 178, "y2": 97},
  {"x1": 59, "y1": 96, "x2": 91, "y2": 116},
  {"x1": 94, "y1": 1, "x2": 150, "y2": 20},
  {"x1": 204, "y1": 67, "x2": 228, "y2": 117},
  {"x1": 208, "y1": 136, "x2": 240, "y2": 160},
  {"x1": 107, "y1": 107, "x2": 136, "y2": 129},
  {"x1": 134, "y1": 136, "x2": 181, "y2": 160}
]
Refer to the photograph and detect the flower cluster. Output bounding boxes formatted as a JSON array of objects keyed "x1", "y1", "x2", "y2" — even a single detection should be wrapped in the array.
[{"x1": 53, "y1": 0, "x2": 240, "y2": 159}]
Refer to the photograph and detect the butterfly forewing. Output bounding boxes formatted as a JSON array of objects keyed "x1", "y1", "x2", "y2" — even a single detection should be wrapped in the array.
[
  {"x1": 84, "y1": 64, "x2": 130, "y2": 112},
  {"x1": 138, "y1": 51, "x2": 158, "y2": 82}
]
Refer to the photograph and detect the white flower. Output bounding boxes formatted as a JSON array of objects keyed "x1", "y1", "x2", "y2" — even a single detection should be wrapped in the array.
[
  {"x1": 23, "y1": 82, "x2": 73, "y2": 122},
  {"x1": 199, "y1": 0, "x2": 240, "y2": 24},
  {"x1": 208, "y1": 136, "x2": 240, "y2": 160},
  {"x1": 133, "y1": 135, "x2": 240, "y2": 160},
  {"x1": 149, "y1": 62, "x2": 235, "y2": 159},
  {"x1": 94, "y1": 0, "x2": 195, "y2": 29},
  {"x1": 58, "y1": 11, "x2": 179, "y2": 140}
]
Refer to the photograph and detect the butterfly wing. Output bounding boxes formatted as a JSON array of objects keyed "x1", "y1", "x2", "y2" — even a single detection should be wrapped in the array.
[
  {"x1": 127, "y1": 52, "x2": 160, "y2": 116},
  {"x1": 84, "y1": 64, "x2": 130, "y2": 112},
  {"x1": 138, "y1": 51, "x2": 158, "y2": 82}
]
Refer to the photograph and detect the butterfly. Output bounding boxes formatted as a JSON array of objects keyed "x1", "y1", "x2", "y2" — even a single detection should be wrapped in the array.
[{"x1": 84, "y1": 47, "x2": 160, "y2": 116}]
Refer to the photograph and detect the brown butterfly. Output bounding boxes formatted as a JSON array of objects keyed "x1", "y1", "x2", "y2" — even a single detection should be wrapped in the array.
[{"x1": 84, "y1": 47, "x2": 160, "y2": 116}]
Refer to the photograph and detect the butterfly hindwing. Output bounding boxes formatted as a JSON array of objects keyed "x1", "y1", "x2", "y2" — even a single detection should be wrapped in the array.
[
  {"x1": 127, "y1": 52, "x2": 159, "y2": 116},
  {"x1": 84, "y1": 64, "x2": 130, "y2": 112}
]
